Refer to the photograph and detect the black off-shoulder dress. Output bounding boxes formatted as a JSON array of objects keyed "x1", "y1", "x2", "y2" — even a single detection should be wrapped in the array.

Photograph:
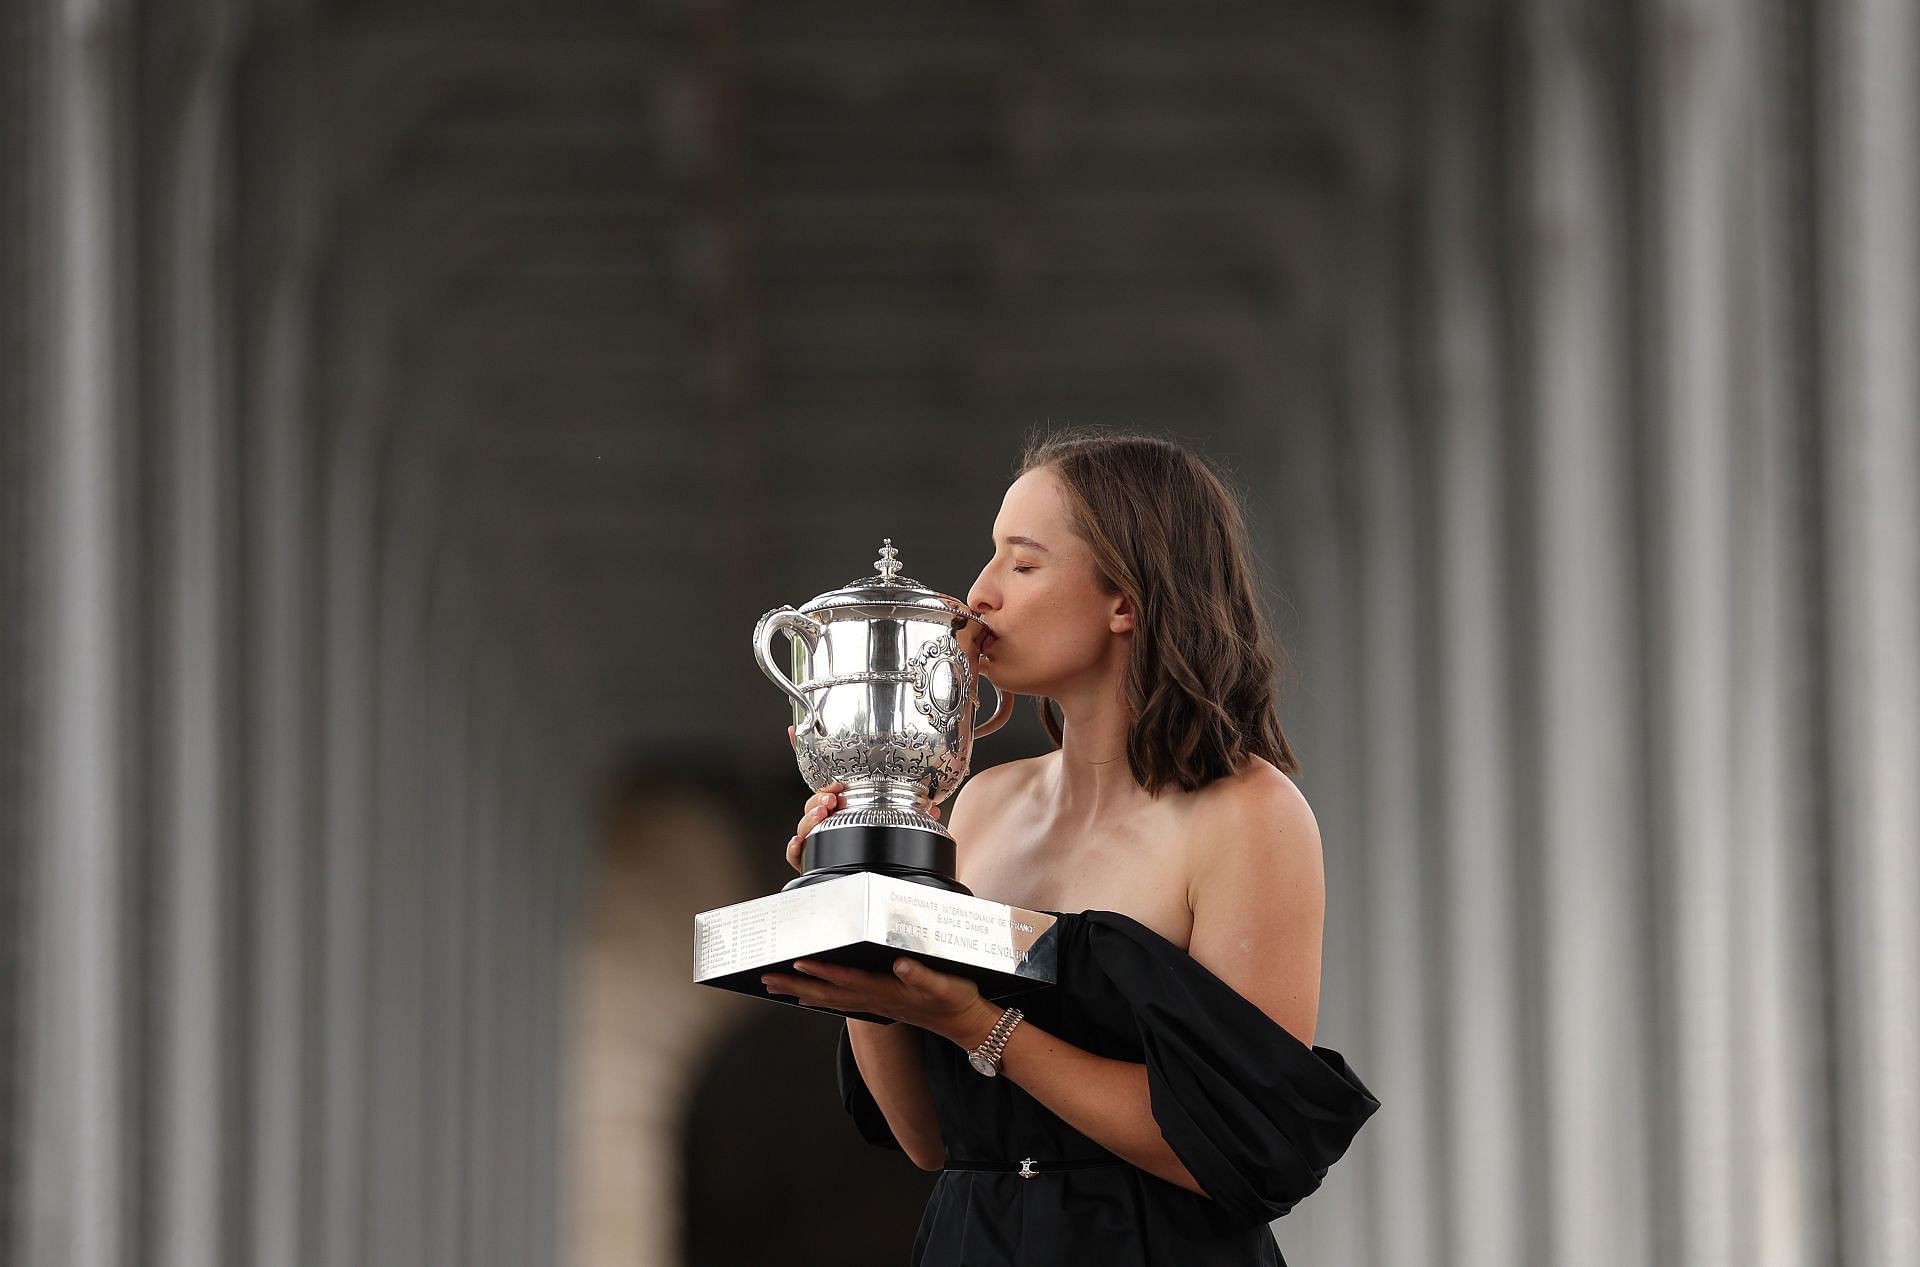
[{"x1": 834, "y1": 909, "x2": 1380, "y2": 1266}]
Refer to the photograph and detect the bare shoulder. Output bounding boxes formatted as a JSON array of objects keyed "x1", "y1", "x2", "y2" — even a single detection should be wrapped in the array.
[
  {"x1": 1187, "y1": 756, "x2": 1324, "y2": 910},
  {"x1": 1185, "y1": 756, "x2": 1326, "y2": 1045},
  {"x1": 1193, "y1": 754, "x2": 1318, "y2": 832}
]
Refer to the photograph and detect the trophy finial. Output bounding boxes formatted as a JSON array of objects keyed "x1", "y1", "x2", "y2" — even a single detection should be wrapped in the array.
[{"x1": 875, "y1": 539, "x2": 903, "y2": 584}]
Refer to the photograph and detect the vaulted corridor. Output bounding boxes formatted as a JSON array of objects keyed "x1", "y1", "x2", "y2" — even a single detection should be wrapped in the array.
[{"x1": 4, "y1": 2, "x2": 1917, "y2": 1266}]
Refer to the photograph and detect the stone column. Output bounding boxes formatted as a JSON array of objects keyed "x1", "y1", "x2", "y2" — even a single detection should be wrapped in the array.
[
  {"x1": 463, "y1": 662, "x2": 509, "y2": 1267},
  {"x1": 422, "y1": 603, "x2": 476, "y2": 1267},
  {"x1": 144, "y1": 11, "x2": 246, "y2": 1262},
  {"x1": 18, "y1": 0, "x2": 135, "y2": 1263},
  {"x1": 0, "y1": 0, "x2": 33, "y2": 1241},
  {"x1": 317, "y1": 416, "x2": 382, "y2": 1267},
  {"x1": 1515, "y1": 3, "x2": 1654, "y2": 1263},
  {"x1": 1421, "y1": 4, "x2": 1526, "y2": 1265},
  {"x1": 1638, "y1": 0, "x2": 1746, "y2": 1261},
  {"x1": 1261, "y1": 242, "x2": 1372, "y2": 1267},
  {"x1": 1722, "y1": 5, "x2": 1830, "y2": 1256},
  {"x1": 1344, "y1": 191, "x2": 1439, "y2": 1267},
  {"x1": 236, "y1": 26, "x2": 326, "y2": 1267},
  {"x1": 1816, "y1": 2, "x2": 1920, "y2": 1264},
  {"x1": 362, "y1": 437, "x2": 438, "y2": 1266}
]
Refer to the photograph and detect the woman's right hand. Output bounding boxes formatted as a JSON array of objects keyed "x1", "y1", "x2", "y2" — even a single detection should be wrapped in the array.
[
  {"x1": 786, "y1": 724, "x2": 847, "y2": 873},
  {"x1": 787, "y1": 783, "x2": 848, "y2": 873}
]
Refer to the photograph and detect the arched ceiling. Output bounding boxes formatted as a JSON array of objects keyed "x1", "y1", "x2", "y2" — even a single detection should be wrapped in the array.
[{"x1": 310, "y1": 0, "x2": 1415, "y2": 755}]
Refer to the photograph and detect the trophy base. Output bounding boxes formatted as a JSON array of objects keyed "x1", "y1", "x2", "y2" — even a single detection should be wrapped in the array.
[
  {"x1": 693, "y1": 872, "x2": 1059, "y2": 1023},
  {"x1": 784, "y1": 823, "x2": 969, "y2": 895}
]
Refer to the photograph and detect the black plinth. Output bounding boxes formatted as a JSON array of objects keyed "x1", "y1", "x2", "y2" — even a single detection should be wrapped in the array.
[{"x1": 782, "y1": 824, "x2": 971, "y2": 896}]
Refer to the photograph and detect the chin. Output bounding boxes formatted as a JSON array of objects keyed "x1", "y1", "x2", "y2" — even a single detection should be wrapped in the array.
[{"x1": 979, "y1": 662, "x2": 1039, "y2": 697}]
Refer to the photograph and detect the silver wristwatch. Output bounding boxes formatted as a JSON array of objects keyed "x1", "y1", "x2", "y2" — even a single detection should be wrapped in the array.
[{"x1": 967, "y1": 1007, "x2": 1025, "y2": 1077}]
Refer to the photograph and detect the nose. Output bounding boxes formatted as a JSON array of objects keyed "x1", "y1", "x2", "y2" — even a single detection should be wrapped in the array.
[{"x1": 966, "y1": 563, "x2": 997, "y2": 616}]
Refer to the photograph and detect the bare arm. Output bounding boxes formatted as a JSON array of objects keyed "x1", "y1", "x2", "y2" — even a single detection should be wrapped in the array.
[
  {"x1": 846, "y1": 1021, "x2": 945, "y2": 1170},
  {"x1": 966, "y1": 1013, "x2": 1205, "y2": 1193}
]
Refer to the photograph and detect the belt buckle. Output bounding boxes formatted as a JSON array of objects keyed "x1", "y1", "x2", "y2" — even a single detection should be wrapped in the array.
[{"x1": 1017, "y1": 1158, "x2": 1037, "y2": 1180}]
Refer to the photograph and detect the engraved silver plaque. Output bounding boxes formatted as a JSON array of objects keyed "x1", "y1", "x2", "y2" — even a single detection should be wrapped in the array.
[{"x1": 694, "y1": 873, "x2": 1060, "y2": 1022}]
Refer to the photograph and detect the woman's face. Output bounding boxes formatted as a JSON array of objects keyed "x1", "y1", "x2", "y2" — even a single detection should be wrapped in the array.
[{"x1": 965, "y1": 466, "x2": 1133, "y2": 696}]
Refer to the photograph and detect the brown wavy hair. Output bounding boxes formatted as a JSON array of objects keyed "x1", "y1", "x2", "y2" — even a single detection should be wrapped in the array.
[{"x1": 1018, "y1": 428, "x2": 1298, "y2": 793}]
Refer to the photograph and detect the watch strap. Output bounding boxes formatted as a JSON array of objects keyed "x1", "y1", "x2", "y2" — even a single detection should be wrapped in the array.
[{"x1": 969, "y1": 1006, "x2": 1024, "y2": 1075}]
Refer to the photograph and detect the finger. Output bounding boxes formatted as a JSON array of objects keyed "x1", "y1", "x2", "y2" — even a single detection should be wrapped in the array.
[
  {"x1": 792, "y1": 960, "x2": 891, "y2": 989},
  {"x1": 929, "y1": 805, "x2": 941, "y2": 821},
  {"x1": 793, "y1": 784, "x2": 851, "y2": 842},
  {"x1": 760, "y1": 971, "x2": 806, "y2": 994},
  {"x1": 794, "y1": 802, "x2": 831, "y2": 841},
  {"x1": 889, "y1": 959, "x2": 938, "y2": 1000},
  {"x1": 891, "y1": 957, "x2": 969, "y2": 999},
  {"x1": 760, "y1": 972, "x2": 861, "y2": 1010},
  {"x1": 787, "y1": 724, "x2": 796, "y2": 749},
  {"x1": 758, "y1": 974, "x2": 811, "y2": 1003},
  {"x1": 785, "y1": 835, "x2": 803, "y2": 872},
  {"x1": 795, "y1": 795, "x2": 827, "y2": 833}
]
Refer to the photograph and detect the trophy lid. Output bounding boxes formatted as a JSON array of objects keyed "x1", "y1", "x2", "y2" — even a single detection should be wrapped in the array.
[{"x1": 800, "y1": 539, "x2": 988, "y2": 626}]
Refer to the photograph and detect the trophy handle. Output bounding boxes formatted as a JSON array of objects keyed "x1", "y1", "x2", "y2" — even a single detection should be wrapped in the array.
[
  {"x1": 973, "y1": 674, "x2": 1015, "y2": 739},
  {"x1": 754, "y1": 607, "x2": 826, "y2": 733}
]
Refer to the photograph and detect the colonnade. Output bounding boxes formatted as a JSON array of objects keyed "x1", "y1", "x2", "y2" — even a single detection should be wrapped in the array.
[
  {"x1": 5, "y1": 1, "x2": 1918, "y2": 1266},
  {"x1": 6, "y1": 5, "x2": 592, "y2": 1267},
  {"x1": 1274, "y1": 2, "x2": 1919, "y2": 1266}
]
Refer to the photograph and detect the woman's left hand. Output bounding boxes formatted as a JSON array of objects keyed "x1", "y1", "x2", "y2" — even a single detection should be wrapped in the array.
[{"x1": 761, "y1": 957, "x2": 1000, "y2": 1046}]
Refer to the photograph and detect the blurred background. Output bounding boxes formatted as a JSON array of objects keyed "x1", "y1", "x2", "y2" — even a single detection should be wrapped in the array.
[{"x1": 3, "y1": 1, "x2": 1917, "y2": 1266}]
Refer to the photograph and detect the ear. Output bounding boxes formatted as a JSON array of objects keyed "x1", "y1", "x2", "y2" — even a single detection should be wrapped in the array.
[{"x1": 1109, "y1": 592, "x2": 1135, "y2": 635}]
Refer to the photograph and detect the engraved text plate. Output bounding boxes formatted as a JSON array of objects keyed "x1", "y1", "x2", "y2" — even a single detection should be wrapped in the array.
[{"x1": 693, "y1": 873, "x2": 1059, "y2": 1021}]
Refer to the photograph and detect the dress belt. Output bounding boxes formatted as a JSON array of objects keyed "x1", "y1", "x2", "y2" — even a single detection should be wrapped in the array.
[{"x1": 944, "y1": 1156, "x2": 1124, "y2": 1180}]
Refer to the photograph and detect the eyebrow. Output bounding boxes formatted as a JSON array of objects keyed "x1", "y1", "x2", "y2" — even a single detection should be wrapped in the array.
[{"x1": 999, "y1": 535, "x2": 1051, "y2": 553}]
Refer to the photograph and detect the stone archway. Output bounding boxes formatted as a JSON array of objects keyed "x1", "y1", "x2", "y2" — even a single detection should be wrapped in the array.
[{"x1": 565, "y1": 781, "x2": 752, "y2": 1267}]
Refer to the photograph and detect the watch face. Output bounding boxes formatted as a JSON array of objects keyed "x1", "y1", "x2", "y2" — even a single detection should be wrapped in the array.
[{"x1": 969, "y1": 1053, "x2": 998, "y2": 1077}]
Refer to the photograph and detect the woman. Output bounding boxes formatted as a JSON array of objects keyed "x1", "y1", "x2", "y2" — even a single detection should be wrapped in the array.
[{"x1": 761, "y1": 431, "x2": 1379, "y2": 1266}]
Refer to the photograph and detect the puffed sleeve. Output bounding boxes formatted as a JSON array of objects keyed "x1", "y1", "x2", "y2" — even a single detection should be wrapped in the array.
[
  {"x1": 1080, "y1": 912, "x2": 1381, "y2": 1225},
  {"x1": 834, "y1": 1020, "x2": 905, "y2": 1152}
]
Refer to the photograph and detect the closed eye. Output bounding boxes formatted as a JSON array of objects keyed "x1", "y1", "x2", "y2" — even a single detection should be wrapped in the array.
[{"x1": 1011, "y1": 565, "x2": 1035, "y2": 574}]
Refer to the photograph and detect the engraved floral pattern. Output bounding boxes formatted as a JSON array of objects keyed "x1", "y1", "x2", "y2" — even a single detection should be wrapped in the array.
[{"x1": 794, "y1": 728, "x2": 970, "y2": 802}]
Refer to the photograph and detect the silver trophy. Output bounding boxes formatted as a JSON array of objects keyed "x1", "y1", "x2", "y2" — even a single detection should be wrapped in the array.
[{"x1": 692, "y1": 540, "x2": 1060, "y2": 1019}]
